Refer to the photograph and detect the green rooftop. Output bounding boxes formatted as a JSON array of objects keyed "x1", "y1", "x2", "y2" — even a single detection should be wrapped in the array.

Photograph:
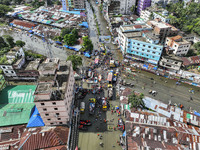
[{"x1": 0, "y1": 85, "x2": 36, "y2": 127}]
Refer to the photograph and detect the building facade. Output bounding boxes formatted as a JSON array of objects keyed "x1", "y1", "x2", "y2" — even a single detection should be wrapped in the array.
[
  {"x1": 34, "y1": 59, "x2": 75, "y2": 126},
  {"x1": 165, "y1": 35, "x2": 191, "y2": 56},
  {"x1": 159, "y1": 55, "x2": 183, "y2": 71},
  {"x1": 103, "y1": 0, "x2": 136, "y2": 15},
  {"x1": 137, "y1": 0, "x2": 151, "y2": 16},
  {"x1": 147, "y1": 19, "x2": 179, "y2": 44},
  {"x1": 62, "y1": 0, "x2": 85, "y2": 10},
  {"x1": 118, "y1": 24, "x2": 163, "y2": 65}
]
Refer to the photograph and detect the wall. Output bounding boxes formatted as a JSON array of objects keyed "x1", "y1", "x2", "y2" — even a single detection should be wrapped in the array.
[
  {"x1": 126, "y1": 38, "x2": 163, "y2": 64},
  {"x1": 0, "y1": 65, "x2": 17, "y2": 77},
  {"x1": 159, "y1": 57, "x2": 182, "y2": 70}
]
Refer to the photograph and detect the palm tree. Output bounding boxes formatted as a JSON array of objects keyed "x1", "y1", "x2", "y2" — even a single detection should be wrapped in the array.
[{"x1": 128, "y1": 92, "x2": 145, "y2": 109}]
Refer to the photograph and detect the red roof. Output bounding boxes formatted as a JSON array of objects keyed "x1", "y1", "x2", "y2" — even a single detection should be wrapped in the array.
[
  {"x1": 11, "y1": 19, "x2": 37, "y2": 29},
  {"x1": 190, "y1": 56, "x2": 200, "y2": 64},
  {"x1": 19, "y1": 126, "x2": 69, "y2": 150},
  {"x1": 181, "y1": 57, "x2": 192, "y2": 66},
  {"x1": 134, "y1": 25, "x2": 142, "y2": 29}
]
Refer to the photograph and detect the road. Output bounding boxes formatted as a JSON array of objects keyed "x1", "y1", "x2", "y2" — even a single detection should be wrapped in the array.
[{"x1": 0, "y1": 27, "x2": 68, "y2": 60}]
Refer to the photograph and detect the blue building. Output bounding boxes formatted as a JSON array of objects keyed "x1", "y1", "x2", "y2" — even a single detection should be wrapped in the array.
[{"x1": 118, "y1": 24, "x2": 163, "y2": 65}]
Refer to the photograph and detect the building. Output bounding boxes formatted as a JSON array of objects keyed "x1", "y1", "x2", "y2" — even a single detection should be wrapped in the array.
[
  {"x1": 159, "y1": 55, "x2": 183, "y2": 71},
  {"x1": 18, "y1": 126, "x2": 69, "y2": 150},
  {"x1": 103, "y1": 0, "x2": 136, "y2": 16},
  {"x1": 0, "y1": 125, "x2": 27, "y2": 150},
  {"x1": 151, "y1": 0, "x2": 179, "y2": 7},
  {"x1": 137, "y1": 0, "x2": 151, "y2": 16},
  {"x1": 118, "y1": 23, "x2": 163, "y2": 65},
  {"x1": 0, "y1": 47, "x2": 40, "y2": 80},
  {"x1": 0, "y1": 85, "x2": 36, "y2": 127},
  {"x1": 165, "y1": 35, "x2": 191, "y2": 56},
  {"x1": 147, "y1": 19, "x2": 179, "y2": 44},
  {"x1": 62, "y1": 0, "x2": 85, "y2": 10},
  {"x1": 34, "y1": 58, "x2": 75, "y2": 126}
]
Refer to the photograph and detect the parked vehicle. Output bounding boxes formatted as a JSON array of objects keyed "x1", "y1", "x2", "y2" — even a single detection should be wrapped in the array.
[
  {"x1": 102, "y1": 99, "x2": 107, "y2": 111},
  {"x1": 80, "y1": 102, "x2": 85, "y2": 113},
  {"x1": 108, "y1": 84, "x2": 113, "y2": 100},
  {"x1": 89, "y1": 103, "x2": 95, "y2": 115},
  {"x1": 79, "y1": 120, "x2": 92, "y2": 126},
  {"x1": 79, "y1": 125, "x2": 88, "y2": 131}
]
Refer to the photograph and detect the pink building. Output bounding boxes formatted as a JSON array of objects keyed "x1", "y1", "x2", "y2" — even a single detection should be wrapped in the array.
[{"x1": 34, "y1": 59, "x2": 75, "y2": 126}]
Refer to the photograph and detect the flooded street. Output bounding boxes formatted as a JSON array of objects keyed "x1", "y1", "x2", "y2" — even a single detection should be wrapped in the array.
[{"x1": 0, "y1": 27, "x2": 68, "y2": 60}]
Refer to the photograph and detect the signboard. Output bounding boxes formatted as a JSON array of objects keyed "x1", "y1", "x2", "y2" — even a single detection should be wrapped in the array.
[{"x1": 99, "y1": 36, "x2": 111, "y2": 43}]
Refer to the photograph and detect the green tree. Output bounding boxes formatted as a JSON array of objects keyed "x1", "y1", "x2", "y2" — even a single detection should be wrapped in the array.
[
  {"x1": 61, "y1": 28, "x2": 72, "y2": 38},
  {"x1": 55, "y1": 0, "x2": 61, "y2": 5},
  {"x1": 3, "y1": 35, "x2": 15, "y2": 48},
  {"x1": 194, "y1": 42, "x2": 200, "y2": 51},
  {"x1": 64, "y1": 34, "x2": 76, "y2": 46},
  {"x1": 67, "y1": 55, "x2": 82, "y2": 70},
  {"x1": 0, "y1": 0, "x2": 10, "y2": 5},
  {"x1": 13, "y1": 0, "x2": 23, "y2": 5},
  {"x1": 72, "y1": 28, "x2": 79, "y2": 39},
  {"x1": 0, "y1": 36, "x2": 8, "y2": 49},
  {"x1": 128, "y1": 93, "x2": 145, "y2": 108},
  {"x1": 32, "y1": 0, "x2": 45, "y2": 8},
  {"x1": 16, "y1": 40, "x2": 25, "y2": 47},
  {"x1": 82, "y1": 36, "x2": 93, "y2": 53},
  {"x1": 130, "y1": 5, "x2": 135, "y2": 12},
  {"x1": 0, "y1": 4, "x2": 13, "y2": 17}
]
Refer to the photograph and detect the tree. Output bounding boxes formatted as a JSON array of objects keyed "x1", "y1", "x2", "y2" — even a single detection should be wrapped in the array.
[
  {"x1": 82, "y1": 36, "x2": 93, "y2": 53},
  {"x1": 3, "y1": 35, "x2": 15, "y2": 48},
  {"x1": 61, "y1": 28, "x2": 72, "y2": 37},
  {"x1": 0, "y1": 4, "x2": 13, "y2": 17},
  {"x1": 16, "y1": 40, "x2": 25, "y2": 47},
  {"x1": 130, "y1": 5, "x2": 135, "y2": 13},
  {"x1": 67, "y1": 55, "x2": 82, "y2": 70},
  {"x1": 128, "y1": 93, "x2": 145, "y2": 109},
  {"x1": 13, "y1": 0, "x2": 23, "y2": 5},
  {"x1": 194, "y1": 42, "x2": 200, "y2": 52},
  {"x1": 64, "y1": 34, "x2": 76, "y2": 46},
  {"x1": 55, "y1": 0, "x2": 61, "y2": 5},
  {"x1": 0, "y1": 0, "x2": 10, "y2": 5},
  {"x1": 72, "y1": 28, "x2": 79, "y2": 39},
  {"x1": 0, "y1": 36, "x2": 8, "y2": 49}
]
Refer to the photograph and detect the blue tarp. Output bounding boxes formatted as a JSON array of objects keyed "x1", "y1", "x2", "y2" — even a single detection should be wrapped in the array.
[
  {"x1": 153, "y1": 66, "x2": 158, "y2": 70},
  {"x1": 192, "y1": 83, "x2": 198, "y2": 86},
  {"x1": 122, "y1": 131, "x2": 126, "y2": 137},
  {"x1": 60, "y1": 10, "x2": 80, "y2": 15},
  {"x1": 64, "y1": 45, "x2": 79, "y2": 51},
  {"x1": 84, "y1": 52, "x2": 91, "y2": 58},
  {"x1": 27, "y1": 106, "x2": 45, "y2": 128},
  {"x1": 79, "y1": 22, "x2": 88, "y2": 28},
  {"x1": 143, "y1": 64, "x2": 148, "y2": 69},
  {"x1": 41, "y1": 9, "x2": 48, "y2": 12},
  {"x1": 28, "y1": 30, "x2": 34, "y2": 33},
  {"x1": 194, "y1": 111, "x2": 200, "y2": 116},
  {"x1": 56, "y1": 41, "x2": 62, "y2": 45}
]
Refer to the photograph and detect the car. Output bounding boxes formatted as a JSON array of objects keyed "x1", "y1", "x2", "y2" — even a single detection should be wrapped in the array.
[
  {"x1": 79, "y1": 125, "x2": 88, "y2": 131},
  {"x1": 80, "y1": 120, "x2": 92, "y2": 126},
  {"x1": 118, "y1": 118, "x2": 124, "y2": 126}
]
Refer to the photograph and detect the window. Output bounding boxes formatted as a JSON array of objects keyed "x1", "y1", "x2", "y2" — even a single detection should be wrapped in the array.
[
  {"x1": 137, "y1": 43, "x2": 140, "y2": 46},
  {"x1": 2, "y1": 66, "x2": 6, "y2": 69},
  {"x1": 47, "y1": 118, "x2": 51, "y2": 121},
  {"x1": 143, "y1": 45, "x2": 145, "y2": 47},
  {"x1": 141, "y1": 53, "x2": 144, "y2": 55},
  {"x1": 56, "y1": 113, "x2": 60, "y2": 116},
  {"x1": 41, "y1": 103, "x2": 45, "y2": 106},
  {"x1": 50, "y1": 123, "x2": 54, "y2": 125},
  {"x1": 43, "y1": 108, "x2": 47, "y2": 111},
  {"x1": 152, "y1": 56, "x2": 155, "y2": 58},
  {"x1": 54, "y1": 108, "x2": 58, "y2": 110},
  {"x1": 148, "y1": 46, "x2": 151, "y2": 48},
  {"x1": 58, "y1": 118, "x2": 61, "y2": 120},
  {"x1": 152, "y1": 52, "x2": 155, "y2": 54},
  {"x1": 59, "y1": 122, "x2": 63, "y2": 124},
  {"x1": 142, "y1": 49, "x2": 144, "y2": 51},
  {"x1": 147, "y1": 50, "x2": 150, "y2": 52},
  {"x1": 45, "y1": 113, "x2": 49, "y2": 116},
  {"x1": 52, "y1": 102, "x2": 56, "y2": 105}
]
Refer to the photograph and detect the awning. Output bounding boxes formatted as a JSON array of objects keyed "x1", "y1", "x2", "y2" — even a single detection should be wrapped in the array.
[
  {"x1": 56, "y1": 41, "x2": 62, "y2": 45},
  {"x1": 28, "y1": 30, "x2": 34, "y2": 33},
  {"x1": 122, "y1": 131, "x2": 126, "y2": 137}
]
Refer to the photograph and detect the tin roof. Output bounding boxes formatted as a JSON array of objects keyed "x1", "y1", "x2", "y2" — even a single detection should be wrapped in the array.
[
  {"x1": 18, "y1": 126, "x2": 69, "y2": 150},
  {"x1": 0, "y1": 85, "x2": 36, "y2": 127}
]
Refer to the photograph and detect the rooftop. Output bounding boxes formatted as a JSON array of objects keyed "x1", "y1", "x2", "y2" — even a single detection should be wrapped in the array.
[
  {"x1": 0, "y1": 85, "x2": 36, "y2": 127},
  {"x1": 168, "y1": 35, "x2": 190, "y2": 45},
  {"x1": 120, "y1": 23, "x2": 152, "y2": 32},
  {"x1": 25, "y1": 59, "x2": 41, "y2": 70},
  {"x1": 148, "y1": 20, "x2": 170, "y2": 28},
  {"x1": 18, "y1": 126, "x2": 69, "y2": 150}
]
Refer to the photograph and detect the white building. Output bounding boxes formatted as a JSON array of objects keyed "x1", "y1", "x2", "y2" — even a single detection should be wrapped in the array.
[
  {"x1": 151, "y1": 0, "x2": 179, "y2": 7},
  {"x1": 140, "y1": 7, "x2": 170, "y2": 23},
  {"x1": 165, "y1": 35, "x2": 191, "y2": 56}
]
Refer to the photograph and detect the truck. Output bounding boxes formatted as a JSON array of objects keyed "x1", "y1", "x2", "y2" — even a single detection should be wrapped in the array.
[
  {"x1": 107, "y1": 84, "x2": 113, "y2": 100},
  {"x1": 95, "y1": 56, "x2": 99, "y2": 65},
  {"x1": 80, "y1": 102, "x2": 85, "y2": 113},
  {"x1": 107, "y1": 71, "x2": 113, "y2": 83},
  {"x1": 110, "y1": 60, "x2": 115, "y2": 68},
  {"x1": 102, "y1": 99, "x2": 107, "y2": 111}
]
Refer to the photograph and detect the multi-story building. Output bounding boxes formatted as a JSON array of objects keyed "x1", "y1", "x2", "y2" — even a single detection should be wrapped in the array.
[
  {"x1": 118, "y1": 24, "x2": 163, "y2": 65},
  {"x1": 62, "y1": 0, "x2": 85, "y2": 10},
  {"x1": 159, "y1": 55, "x2": 183, "y2": 71},
  {"x1": 147, "y1": 19, "x2": 179, "y2": 44},
  {"x1": 34, "y1": 58, "x2": 75, "y2": 126},
  {"x1": 103, "y1": 0, "x2": 136, "y2": 15},
  {"x1": 165, "y1": 35, "x2": 191, "y2": 56},
  {"x1": 151, "y1": 0, "x2": 178, "y2": 7},
  {"x1": 137, "y1": 0, "x2": 151, "y2": 16},
  {"x1": 0, "y1": 47, "x2": 40, "y2": 80},
  {"x1": 140, "y1": 7, "x2": 170, "y2": 23}
]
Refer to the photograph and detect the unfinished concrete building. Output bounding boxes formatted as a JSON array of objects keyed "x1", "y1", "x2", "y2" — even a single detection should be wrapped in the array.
[{"x1": 34, "y1": 58, "x2": 75, "y2": 126}]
